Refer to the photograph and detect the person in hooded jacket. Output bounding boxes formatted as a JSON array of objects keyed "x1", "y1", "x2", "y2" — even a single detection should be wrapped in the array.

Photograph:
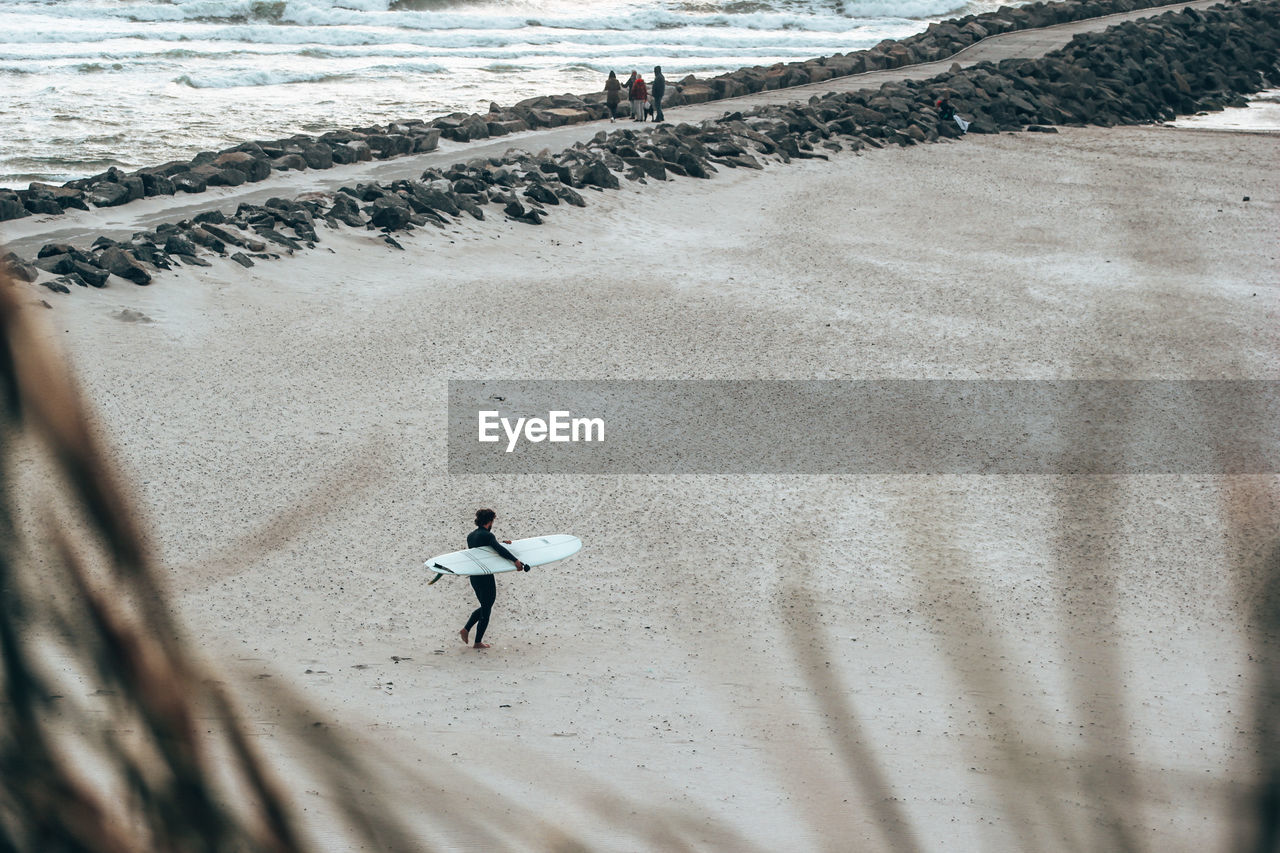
[
  {"x1": 629, "y1": 71, "x2": 647, "y2": 121},
  {"x1": 651, "y1": 66, "x2": 666, "y2": 122},
  {"x1": 604, "y1": 70, "x2": 622, "y2": 122}
]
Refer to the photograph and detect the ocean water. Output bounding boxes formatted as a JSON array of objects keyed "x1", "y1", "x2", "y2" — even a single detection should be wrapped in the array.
[
  {"x1": 0, "y1": 0, "x2": 1010, "y2": 188},
  {"x1": 1170, "y1": 88, "x2": 1280, "y2": 131}
]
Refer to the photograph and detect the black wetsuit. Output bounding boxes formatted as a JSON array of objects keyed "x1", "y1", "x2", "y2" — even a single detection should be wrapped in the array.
[{"x1": 463, "y1": 525, "x2": 519, "y2": 643}]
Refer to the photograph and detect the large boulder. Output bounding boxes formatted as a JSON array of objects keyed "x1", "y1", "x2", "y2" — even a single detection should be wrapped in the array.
[
  {"x1": 327, "y1": 194, "x2": 367, "y2": 227},
  {"x1": 33, "y1": 253, "x2": 77, "y2": 275},
  {"x1": 214, "y1": 151, "x2": 270, "y2": 181},
  {"x1": 531, "y1": 108, "x2": 589, "y2": 127},
  {"x1": 345, "y1": 140, "x2": 373, "y2": 162},
  {"x1": 553, "y1": 185, "x2": 586, "y2": 207},
  {"x1": 1, "y1": 252, "x2": 39, "y2": 282},
  {"x1": 0, "y1": 191, "x2": 28, "y2": 221},
  {"x1": 163, "y1": 233, "x2": 199, "y2": 257},
  {"x1": 329, "y1": 143, "x2": 358, "y2": 165},
  {"x1": 678, "y1": 84, "x2": 713, "y2": 104},
  {"x1": 368, "y1": 198, "x2": 412, "y2": 230},
  {"x1": 573, "y1": 161, "x2": 619, "y2": 190},
  {"x1": 27, "y1": 183, "x2": 89, "y2": 211},
  {"x1": 171, "y1": 172, "x2": 209, "y2": 193},
  {"x1": 23, "y1": 196, "x2": 62, "y2": 215},
  {"x1": 187, "y1": 226, "x2": 226, "y2": 253},
  {"x1": 190, "y1": 165, "x2": 247, "y2": 187},
  {"x1": 72, "y1": 260, "x2": 110, "y2": 288},
  {"x1": 138, "y1": 171, "x2": 176, "y2": 197},
  {"x1": 86, "y1": 181, "x2": 133, "y2": 207},
  {"x1": 621, "y1": 157, "x2": 667, "y2": 181},
  {"x1": 271, "y1": 153, "x2": 308, "y2": 171},
  {"x1": 406, "y1": 185, "x2": 460, "y2": 217},
  {"x1": 523, "y1": 183, "x2": 561, "y2": 205},
  {"x1": 97, "y1": 246, "x2": 152, "y2": 285},
  {"x1": 413, "y1": 128, "x2": 442, "y2": 152},
  {"x1": 302, "y1": 144, "x2": 334, "y2": 169}
]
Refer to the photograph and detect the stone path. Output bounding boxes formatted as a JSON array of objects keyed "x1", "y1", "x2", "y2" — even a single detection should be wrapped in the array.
[{"x1": 0, "y1": 0, "x2": 1222, "y2": 259}]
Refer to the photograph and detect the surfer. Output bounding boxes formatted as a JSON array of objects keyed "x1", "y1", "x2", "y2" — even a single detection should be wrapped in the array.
[{"x1": 459, "y1": 508, "x2": 525, "y2": 649}]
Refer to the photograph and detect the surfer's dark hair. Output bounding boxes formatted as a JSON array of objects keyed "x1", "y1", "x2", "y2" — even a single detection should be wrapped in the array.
[{"x1": 475, "y1": 508, "x2": 496, "y2": 526}]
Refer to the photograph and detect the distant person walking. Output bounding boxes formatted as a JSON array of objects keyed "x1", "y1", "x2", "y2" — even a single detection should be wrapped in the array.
[
  {"x1": 604, "y1": 70, "x2": 622, "y2": 122},
  {"x1": 629, "y1": 71, "x2": 647, "y2": 121},
  {"x1": 459, "y1": 508, "x2": 525, "y2": 649},
  {"x1": 651, "y1": 66, "x2": 666, "y2": 122}
]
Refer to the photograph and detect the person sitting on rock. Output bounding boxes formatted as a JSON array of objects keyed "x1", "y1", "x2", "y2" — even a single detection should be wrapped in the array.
[{"x1": 936, "y1": 96, "x2": 970, "y2": 133}]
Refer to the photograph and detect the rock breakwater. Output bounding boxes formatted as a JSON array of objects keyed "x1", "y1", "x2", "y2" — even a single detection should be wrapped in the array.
[
  {"x1": 0, "y1": 0, "x2": 1208, "y2": 226},
  {"x1": 6, "y1": 0, "x2": 1278, "y2": 297}
]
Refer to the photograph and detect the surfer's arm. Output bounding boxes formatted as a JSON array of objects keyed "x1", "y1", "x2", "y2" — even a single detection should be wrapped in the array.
[{"x1": 479, "y1": 529, "x2": 521, "y2": 565}]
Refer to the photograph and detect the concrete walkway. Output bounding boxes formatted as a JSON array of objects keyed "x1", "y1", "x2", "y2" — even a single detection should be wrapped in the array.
[{"x1": 0, "y1": 0, "x2": 1221, "y2": 259}]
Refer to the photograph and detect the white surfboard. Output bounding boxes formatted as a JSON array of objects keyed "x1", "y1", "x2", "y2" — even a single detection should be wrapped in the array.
[{"x1": 425, "y1": 534, "x2": 581, "y2": 582}]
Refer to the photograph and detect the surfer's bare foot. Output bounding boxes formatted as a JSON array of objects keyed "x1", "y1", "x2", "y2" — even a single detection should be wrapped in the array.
[
  {"x1": 473, "y1": 642, "x2": 491, "y2": 649},
  {"x1": 459, "y1": 628, "x2": 469, "y2": 644}
]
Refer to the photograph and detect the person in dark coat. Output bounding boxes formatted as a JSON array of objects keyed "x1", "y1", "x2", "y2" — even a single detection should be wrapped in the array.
[
  {"x1": 604, "y1": 70, "x2": 622, "y2": 122},
  {"x1": 651, "y1": 66, "x2": 666, "y2": 122}
]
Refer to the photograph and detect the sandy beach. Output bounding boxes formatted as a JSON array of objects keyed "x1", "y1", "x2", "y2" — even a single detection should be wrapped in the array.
[{"x1": 5, "y1": 117, "x2": 1274, "y2": 850}]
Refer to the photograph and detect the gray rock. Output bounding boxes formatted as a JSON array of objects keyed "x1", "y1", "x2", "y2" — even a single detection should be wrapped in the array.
[
  {"x1": 86, "y1": 181, "x2": 132, "y2": 207},
  {"x1": 230, "y1": 252, "x2": 255, "y2": 268},
  {"x1": 504, "y1": 199, "x2": 543, "y2": 225},
  {"x1": 2, "y1": 252, "x2": 39, "y2": 282},
  {"x1": 574, "y1": 161, "x2": 619, "y2": 190},
  {"x1": 328, "y1": 195, "x2": 367, "y2": 227},
  {"x1": 453, "y1": 195, "x2": 485, "y2": 220},
  {"x1": 201, "y1": 223, "x2": 248, "y2": 248},
  {"x1": 172, "y1": 172, "x2": 209, "y2": 193},
  {"x1": 621, "y1": 157, "x2": 667, "y2": 181},
  {"x1": 164, "y1": 233, "x2": 199, "y2": 257},
  {"x1": 37, "y1": 243, "x2": 83, "y2": 260},
  {"x1": 97, "y1": 246, "x2": 152, "y2": 285},
  {"x1": 553, "y1": 185, "x2": 586, "y2": 207},
  {"x1": 302, "y1": 145, "x2": 334, "y2": 169},
  {"x1": 0, "y1": 191, "x2": 30, "y2": 221},
  {"x1": 407, "y1": 186, "x2": 460, "y2": 216},
  {"x1": 23, "y1": 196, "x2": 62, "y2": 215},
  {"x1": 188, "y1": 227, "x2": 227, "y2": 254},
  {"x1": 252, "y1": 227, "x2": 302, "y2": 251},
  {"x1": 368, "y1": 198, "x2": 412, "y2": 230},
  {"x1": 33, "y1": 254, "x2": 77, "y2": 275},
  {"x1": 330, "y1": 143, "x2": 358, "y2": 165},
  {"x1": 345, "y1": 141, "x2": 373, "y2": 162},
  {"x1": 72, "y1": 261, "x2": 110, "y2": 287},
  {"x1": 523, "y1": 183, "x2": 561, "y2": 205},
  {"x1": 272, "y1": 154, "x2": 308, "y2": 171},
  {"x1": 139, "y1": 171, "x2": 176, "y2": 196}
]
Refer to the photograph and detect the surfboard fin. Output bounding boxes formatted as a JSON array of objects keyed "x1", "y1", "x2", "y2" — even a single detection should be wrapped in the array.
[{"x1": 427, "y1": 572, "x2": 444, "y2": 586}]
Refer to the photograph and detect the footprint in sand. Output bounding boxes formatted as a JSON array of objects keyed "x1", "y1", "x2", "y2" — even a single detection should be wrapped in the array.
[{"x1": 111, "y1": 308, "x2": 153, "y2": 323}]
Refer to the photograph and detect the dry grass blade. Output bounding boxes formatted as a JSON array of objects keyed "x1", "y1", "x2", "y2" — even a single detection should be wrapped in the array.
[{"x1": 779, "y1": 578, "x2": 924, "y2": 853}]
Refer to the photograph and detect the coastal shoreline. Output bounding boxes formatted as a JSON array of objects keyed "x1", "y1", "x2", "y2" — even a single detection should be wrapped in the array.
[
  {"x1": 0, "y1": 0, "x2": 1225, "y2": 226},
  {"x1": 3, "y1": 0, "x2": 1273, "y2": 289},
  {"x1": 21, "y1": 121, "x2": 1277, "y2": 850},
  {"x1": 2, "y1": 0, "x2": 1277, "y2": 849}
]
